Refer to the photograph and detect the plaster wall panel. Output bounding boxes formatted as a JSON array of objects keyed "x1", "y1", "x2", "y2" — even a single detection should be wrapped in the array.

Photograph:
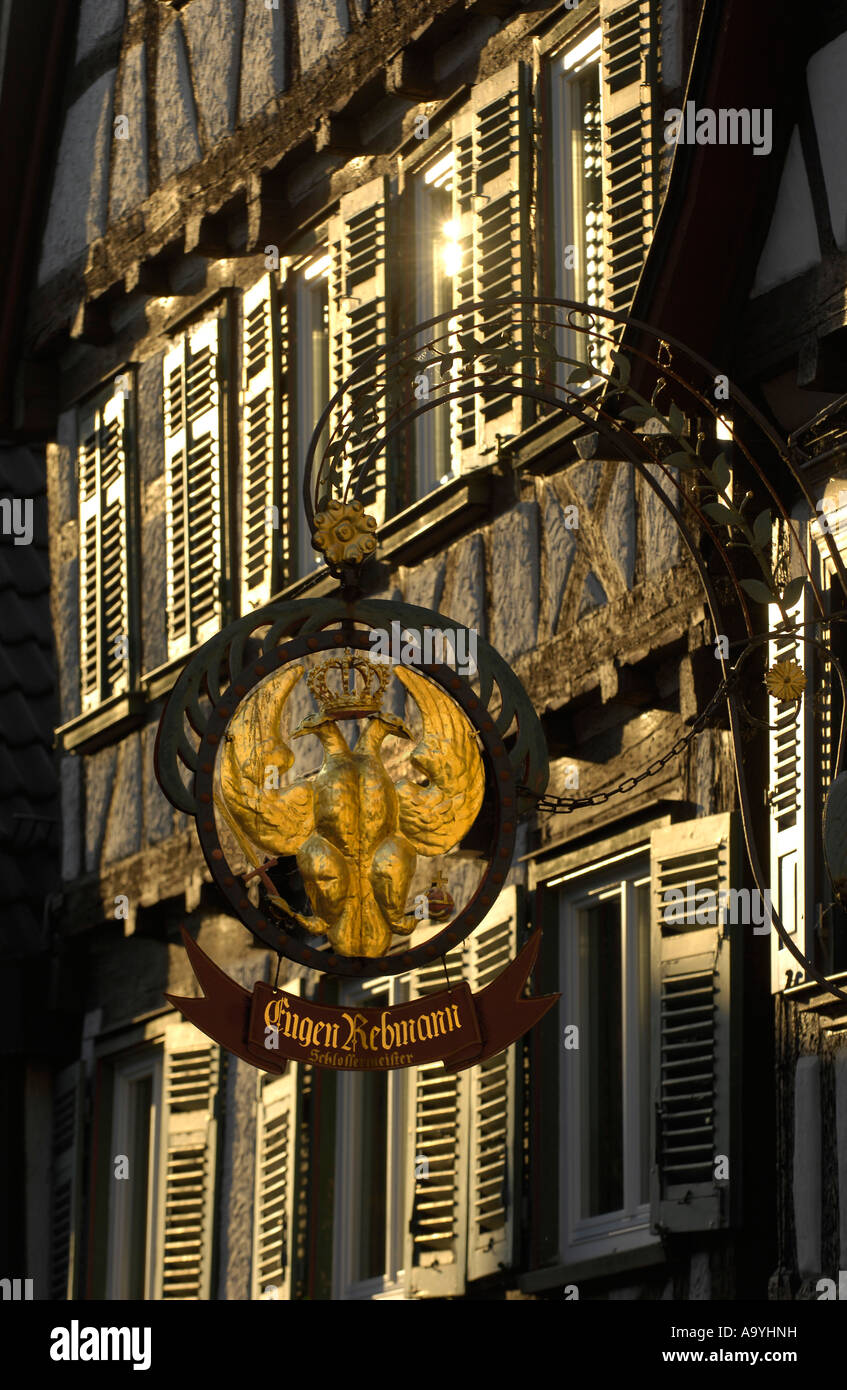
[
  {"x1": 641, "y1": 463, "x2": 680, "y2": 578},
  {"x1": 539, "y1": 483, "x2": 577, "y2": 640},
  {"x1": 102, "y1": 733, "x2": 143, "y2": 867},
  {"x1": 38, "y1": 72, "x2": 117, "y2": 284},
  {"x1": 76, "y1": 0, "x2": 125, "y2": 62},
  {"x1": 793, "y1": 1055, "x2": 822, "y2": 1277},
  {"x1": 402, "y1": 554, "x2": 446, "y2": 615},
  {"x1": 440, "y1": 533, "x2": 486, "y2": 639},
  {"x1": 835, "y1": 1050, "x2": 847, "y2": 1266},
  {"x1": 183, "y1": 0, "x2": 244, "y2": 146},
  {"x1": 85, "y1": 745, "x2": 119, "y2": 874},
  {"x1": 54, "y1": 557, "x2": 81, "y2": 724},
  {"x1": 60, "y1": 755, "x2": 82, "y2": 882},
  {"x1": 751, "y1": 129, "x2": 820, "y2": 296},
  {"x1": 48, "y1": 412, "x2": 78, "y2": 532},
  {"x1": 298, "y1": 0, "x2": 349, "y2": 72},
  {"x1": 603, "y1": 465, "x2": 635, "y2": 590},
  {"x1": 217, "y1": 1043, "x2": 259, "y2": 1301},
  {"x1": 240, "y1": 0, "x2": 286, "y2": 121},
  {"x1": 143, "y1": 720, "x2": 174, "y2": 846},
  {"x1": 156, "y1": 18, "x2": 202, "y2": 181},
  {"x1": 138, "y1": 355, "x2": 165, "y2": 487},
  {"x1": 141, "y1": 508, "x2": 167, "y2": 675},
  {"x1": 489, "y1": 503, "x2": 539, "y2": 664},
  {"x1": 808, "y1": 33, "x2": 847, "y2": 250},
  {"x1": 110, "y1": 43, "x2": 148, "y2": 220}
]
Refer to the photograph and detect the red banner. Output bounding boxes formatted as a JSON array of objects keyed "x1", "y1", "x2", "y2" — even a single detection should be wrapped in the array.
[{"x1": 165, "y1": 928, "x2": 558, "y2": 1073}]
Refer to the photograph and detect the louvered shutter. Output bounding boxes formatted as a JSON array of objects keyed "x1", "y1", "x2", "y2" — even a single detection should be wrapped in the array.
[
  {"x1": 599, "y1": 0, "x2": 656, "y2": 315},
  {"x1": 154, "y1": 1023, "x2": 220, "y2": 1300},
  {"x1": 164, "y1": 319, "x2": 225, "y2": 656},
  {"x1": 768, "y1": 587, "x2": 811, "y2": 991},
  {"x1": 78, "y1": 418, "x2": 100, "y2": 709},
  {"x1": 241, "y1": 272, "x2": 289, "y2": 610},
  {"x1": 466, "y1": 889, "x2": 519, "y2": 1282},
  {"x1": 78, "y1": 386, "x2": 132, "y2": 711},
  {"x1": 50, "y1": 1062, "x2": 84, "y2": 1300},
  {"x1": 650, "y1": 814, "x2": 735, "y2": 1233},
  {"x1": 327, "y1": 178, "x2": 389, "y2": 523},
  {"x1": 449, "y1": 110, "x2": 478, "y2": 467},
  {"x1": 452, "y1": 65, "x2": 531, "y2": 468},
  {"x1": 252, "y1": 1063, "x2": 298, "y2": 1300},
  {"x1": 404, "y1": 944, "x2": 470, "y2": 1298}
]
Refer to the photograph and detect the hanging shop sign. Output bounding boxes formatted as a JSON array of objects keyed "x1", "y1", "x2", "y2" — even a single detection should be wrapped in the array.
[{"x1": 154, "y1": 499, "x2": 557, "y2": 1072}]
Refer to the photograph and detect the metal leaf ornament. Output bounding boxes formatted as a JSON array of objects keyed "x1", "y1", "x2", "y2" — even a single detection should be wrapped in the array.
[{"x1": 823, "y1": 771, "x2": 847, "y2": 910}]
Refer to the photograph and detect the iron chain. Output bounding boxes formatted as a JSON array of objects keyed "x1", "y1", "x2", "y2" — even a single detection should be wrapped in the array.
[{"x1": 519, "y1": 667, "x2": 739, "y2": 815}]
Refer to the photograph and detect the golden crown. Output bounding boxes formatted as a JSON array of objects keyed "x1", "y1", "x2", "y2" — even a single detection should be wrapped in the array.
[{"x1": 306, "y1": 649, "x2": 391, "y2": 719}]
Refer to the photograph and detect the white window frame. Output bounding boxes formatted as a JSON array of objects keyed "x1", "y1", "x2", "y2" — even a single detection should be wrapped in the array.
[
  {"x1": 105, "y1": 1049, "x2": 163, "y2": 1300},
  {"x1": 332, "y1": 975, "x2": 409, "y2": 1300},
  {"x1": 293, "y1": 251, "x2": 331, "y2": 580},
  {"x1": 549, "y1": 25, "x2": 604, "y2": 382},
  {"x1": 554, "y1": 845, "x2": 656, "y2": 1264}
]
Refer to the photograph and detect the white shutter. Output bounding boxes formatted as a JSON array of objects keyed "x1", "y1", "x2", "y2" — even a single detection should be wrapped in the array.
[
  {"x1": 327, "y1": 177, "x2": 389, "y2": 523},
  {"x1": 252, "y1": 1064, "x2": 298, "y2": 1300},
  {"x1": 404, "y1": 943, "x2": 469, "y2": 1298},
  {"x1": 650, "y1": 815, "x2": 734, "y2": 1234},
  {"x1": 466, "y1": 888, "x2": 519, "y2": 1283},
  {"x1": 452, "y1": 64, "x2": 531, "y2": 467},
  {"x1": 78, "y1": 385, "x2": 131, "y2": 711},
  {"x1": 599, "y1": 0, "x2": 656, "y2": 315},
  {"x1": 449, "y1": 109, "x2": 478, "y2": 467},
  {"x1": 78, "y1": 419, "x2": 100, "y2": 710},
  {"x1": 768, "y1": 587, "x2": 811, "y2": 991},
  {"x1": 241, "y1": 272, "x2": 288, "y2": 610},
  {"x1": 50, "y1": 1062, "x2": 84, "y2": 1301},
  {"x1": 154, "y1": 1023, "x2": 220, "y2": 1300},
  {"x1": 164, "y1": 319, "x2": 225, "y2": 656},
  {"x1": 164, "y1": 340, "x2": 190, "y2": 654}
]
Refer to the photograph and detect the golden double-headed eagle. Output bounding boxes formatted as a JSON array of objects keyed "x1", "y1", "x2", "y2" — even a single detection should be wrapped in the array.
[{"x1": 213, "y1": 651, "x2": 484, "y2": 957}]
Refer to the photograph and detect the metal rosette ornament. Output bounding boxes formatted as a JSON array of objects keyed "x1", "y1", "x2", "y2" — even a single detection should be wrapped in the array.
[{"x1": 154, "y1": 485, "x2": 556, "y2": 1072}]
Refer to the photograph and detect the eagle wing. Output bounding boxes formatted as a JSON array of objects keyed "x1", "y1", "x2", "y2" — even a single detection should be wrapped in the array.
[
  {"x1": 394, "y1": 665, "x2": 484, "y2": 856},
  {"x1": 215, "y1": 665, "x2": 314, "y2": 861}
]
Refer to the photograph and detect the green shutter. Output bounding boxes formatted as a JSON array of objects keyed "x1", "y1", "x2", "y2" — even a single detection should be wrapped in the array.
[
  {"x1": 77, "y1": 385, "x2": 132, "y2": 711},
  {"x1": 768, "y1": 586, "x2": 811, "y2": 991},
  {"x1": 164, "y1": 319, "x2": 225, "y2": 657},
  {"x1": 241, "y1": 272, "x2": 289, "y2": 610},
  {"x1": 466, "y1": 888, "x2": 519, "y2": 1282},
  {"x1": 599, "y1": 0, "x2": 657, "y2": 315},
  {"x1": 327, "y1": 177, "x2": 389, "y2": 523},
  {"x1": 50, "y1": 1062, "x2": 84, "y2": 1301},
  {"x1": 404, "y1": 943, "x2": 469, "y2": 1298},
  {"x1": 252, "y1": 1064, "x2": 298, "y2": 1300},
  {"x1": 154, "y1": 1023, "x2": 220, "y2": 1300},
  {"x1": 650, "y1": 815, "x2": 735, "y2": 1234},
  {"x1": 453, "y1": 64, "x2": 531, "y2": 466}
]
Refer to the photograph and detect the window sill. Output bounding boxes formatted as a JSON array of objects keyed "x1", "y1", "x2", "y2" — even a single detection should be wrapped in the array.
[
  {"x1": 519, "y1": 1239, "x2": 665, "y2": 1295},
  {"x1": 57, "y1": 692, "x2": 146, "y2": 754}
]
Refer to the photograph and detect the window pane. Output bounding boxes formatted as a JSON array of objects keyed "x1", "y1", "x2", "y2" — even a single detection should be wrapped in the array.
[
  {"x1": 635, "y1": 882, "x2": 651, "y2": 1206},
  {"x1": 357, "y1": 1072, "x2": 388, "y2": 1281},
  {"x1": 412, "y1": 173, "x2": 453, "y2": 498},
  {"x1": 127, "y1": 1075, "x2": 152, "y2": 1300},
  {"x1": 295, "y1": 267, "x2": 330, "y2": 577},
  {"x1": 578, "y1": 898, "x2": 623, "y2": 1217}
]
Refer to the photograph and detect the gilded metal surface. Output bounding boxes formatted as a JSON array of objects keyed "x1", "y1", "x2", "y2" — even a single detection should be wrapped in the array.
[
  {"x1": 312, "y1": 498, "x2": 378, "y2": 567},
  {"x1": 214, "y1": 658, "x2": 484, "y2": 957}
]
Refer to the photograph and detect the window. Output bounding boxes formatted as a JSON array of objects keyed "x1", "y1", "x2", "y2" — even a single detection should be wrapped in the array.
[
  {"x1": 549, "y1": 27, "x2": 604, "y2": 374},
  {"x1": 106, "y1": 1051, "x2": 163, "y2": 1299},
  {"x1": 334, "y1": 977, "x2": 408, "y2": 1300},
  {"x1": 408, "y1": 152, "x2": 457, "y2": 500},
  {"x1": 547, "y1": 815, "x2": 737, "y2": 1263},
  {"x1": 77, "y1": 378, "x2": 135, "y2": 710},
  {"x1": 556, "y1": 850, "x2": 652, "y2": 1261},
  {"x1": 293, "y1": 252, "x2": 331, "y2": 578},
  {"x1": 88, "y1": 1019, "x2": 220, "y2": 1301},
  {"x1": 163, "y1": 313, "x2": 229, "y2": 656}
]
